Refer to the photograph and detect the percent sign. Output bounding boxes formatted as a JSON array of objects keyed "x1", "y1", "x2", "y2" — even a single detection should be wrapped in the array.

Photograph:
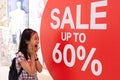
[
  {"x1": 81, "y1": 47, "x2": 102, "y2": 76},
  {"x1": 52, "y1": 43, "x2": 102, "y2": 76}
]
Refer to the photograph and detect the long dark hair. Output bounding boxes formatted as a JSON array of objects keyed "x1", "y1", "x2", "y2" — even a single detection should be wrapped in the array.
[{"x1": 17, "y1": 28, "x2": 37, "y2": 60}]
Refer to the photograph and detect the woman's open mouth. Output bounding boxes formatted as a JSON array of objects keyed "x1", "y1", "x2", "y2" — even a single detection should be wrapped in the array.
[{"x1": 35, "y1": 44, "x2": 38, "y2": 48}]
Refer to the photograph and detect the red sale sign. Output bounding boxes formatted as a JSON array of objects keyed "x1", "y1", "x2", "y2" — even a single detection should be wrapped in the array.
[{"x1": 40, "y1": 0, "x2": 120, "y2": 80}]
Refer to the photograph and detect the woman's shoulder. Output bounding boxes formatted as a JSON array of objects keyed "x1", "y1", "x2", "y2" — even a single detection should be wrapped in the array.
[
  {"x1": 16, "y1": 51, "x2": 25, "y2": 61},
  {"x1": 16, "y1": 51, "x2": 24, "y2": 57}
]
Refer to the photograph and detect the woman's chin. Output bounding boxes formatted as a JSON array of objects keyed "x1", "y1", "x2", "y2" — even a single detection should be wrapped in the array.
[{"x1": 34, "y1": 48, "x2": 38, "y2": 52}]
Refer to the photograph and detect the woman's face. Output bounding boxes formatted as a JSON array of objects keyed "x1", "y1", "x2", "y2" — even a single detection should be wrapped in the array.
[{"x1": 28, "y1": 33, "x2": 39, "y2": 52}]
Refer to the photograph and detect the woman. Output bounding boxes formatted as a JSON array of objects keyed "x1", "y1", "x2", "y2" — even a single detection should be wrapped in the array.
[{"x1": 16, "y1": 28, "x2": 42, "y2": 80}]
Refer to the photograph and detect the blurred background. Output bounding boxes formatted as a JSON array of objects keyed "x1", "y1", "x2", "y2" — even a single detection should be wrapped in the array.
[{"x1": 0, "y1": 0, "x2": 53, "y2": 80}]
